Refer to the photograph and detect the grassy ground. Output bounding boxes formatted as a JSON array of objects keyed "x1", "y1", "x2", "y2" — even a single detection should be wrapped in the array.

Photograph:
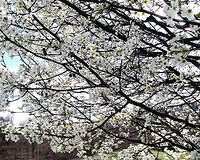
[
  {"x1": 79, "y1": 151, "x2": 191, "y2": 160},
  {"x1": 151, "y1": 151, "x2": 190, "y2": 160}
]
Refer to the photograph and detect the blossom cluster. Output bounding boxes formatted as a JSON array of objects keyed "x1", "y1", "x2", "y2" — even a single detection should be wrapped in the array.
[{"x1": 0, "y1": 0, "x2": 199, "y2": 159}]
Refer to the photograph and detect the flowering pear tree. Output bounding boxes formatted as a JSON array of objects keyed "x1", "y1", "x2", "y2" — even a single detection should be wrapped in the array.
[{"x1": 0, "y1": 0, "x2": 200, "y2": 159}]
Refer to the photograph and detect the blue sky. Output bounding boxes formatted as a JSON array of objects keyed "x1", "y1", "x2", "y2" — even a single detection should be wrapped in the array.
[
  {"x1": 3, "y1": 54, "x2": 21, "y2": 72},
  {"x1": 0, "y1": 54, "x2": 27, "y2": 125}
]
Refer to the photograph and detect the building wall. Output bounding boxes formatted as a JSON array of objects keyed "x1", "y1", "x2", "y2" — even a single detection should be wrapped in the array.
[{"x1": 0, "y1": 134, "x2": 77, "y2": 160}]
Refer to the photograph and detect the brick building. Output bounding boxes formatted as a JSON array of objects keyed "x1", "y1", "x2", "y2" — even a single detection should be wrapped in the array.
[{"x1": 0, "y1": 134, "x2": 77, "y2": 160}]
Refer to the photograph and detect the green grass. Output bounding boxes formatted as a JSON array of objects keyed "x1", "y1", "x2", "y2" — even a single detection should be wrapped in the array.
[
  {"x1": 152, "y1": 151, "x2": 190, "y2": 160},
  {"x1": 81, "y1": 151, "x2": 192, "y2": 160}
]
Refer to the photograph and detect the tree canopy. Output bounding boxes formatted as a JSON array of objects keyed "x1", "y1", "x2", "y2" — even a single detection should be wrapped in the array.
[{"x1": 0, "y1": 0, "x2": 200, "y2": 159}]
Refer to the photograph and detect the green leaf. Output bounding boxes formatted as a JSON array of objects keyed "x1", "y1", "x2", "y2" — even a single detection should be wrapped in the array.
[
  {"x1": 150, "y1": 71, "x2": 154, "y2": 76},
  {"x1": 196, "y1": 12, "x2": 200, "y2": 18},
  {"x1": 130, "y1": 115, "x2": 136, "y2": 121},
  {"x1": 116, "y1": 49, "x2": 123, "y2": 56},
  {"x1": 18, "y1": 127, "x2": 24, "y2": 131},
  {"x1": 178, "y1": 0, "x2": 182, "y2": 7}
]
